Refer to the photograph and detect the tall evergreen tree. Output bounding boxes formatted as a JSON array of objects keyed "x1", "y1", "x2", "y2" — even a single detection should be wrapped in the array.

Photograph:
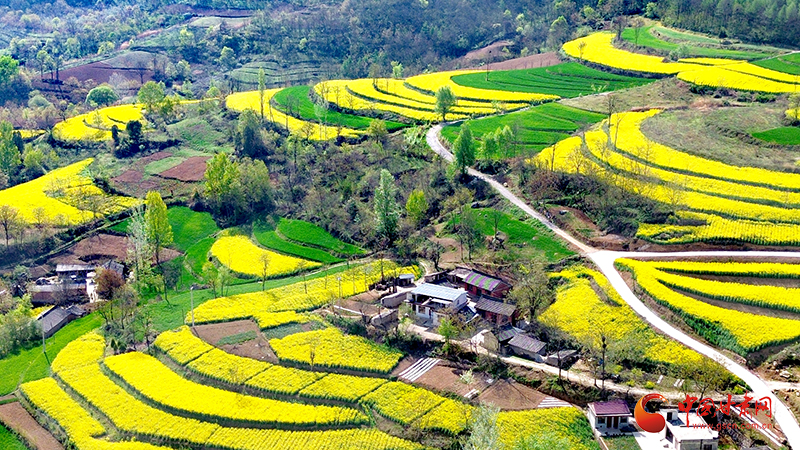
[{"x1": 374, "y1": 169, "x2": 400, "y2": 243}]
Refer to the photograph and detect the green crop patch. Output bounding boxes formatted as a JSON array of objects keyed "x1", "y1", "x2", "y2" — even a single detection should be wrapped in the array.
[
  {"x1": 752, "y1": 126, "x2": 800, "y2": 145},
  {"x1": 451, "y1": 62, "x2": 652, "y2": 97},
  {"x1": 277, "y1": 218, "x2": 364, "y2": 256},
  {"x1": 254, "y1": 222, "x2": 343, "y2": 264},
  {"x1": 272, "y1": 86, "x2": 406, "y2": 131}
]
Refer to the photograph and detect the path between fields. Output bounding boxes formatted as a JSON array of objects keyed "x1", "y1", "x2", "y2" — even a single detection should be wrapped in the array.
[
  {"x1": 0, "y1": 402, "x2": 63, "y2": 450},
  {"x1": 426, "y1": 124, "x2": 800, "y2": 447}
]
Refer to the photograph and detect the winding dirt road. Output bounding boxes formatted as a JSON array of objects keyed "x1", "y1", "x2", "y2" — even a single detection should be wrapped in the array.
[{"x1": 426, "y1": 124, "x2": 800, "y2": 448}]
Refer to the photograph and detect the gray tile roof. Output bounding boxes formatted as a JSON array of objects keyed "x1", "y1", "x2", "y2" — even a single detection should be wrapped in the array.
[
  {"x1": 508, "y1": 334, "x2": 546, "y2": 354},
  {"x1": 411, "y1": 283, "x2": 466, "y2": 302},
  {"x1": 475, "y1": 297, "x2": 516, "y2": 317}
]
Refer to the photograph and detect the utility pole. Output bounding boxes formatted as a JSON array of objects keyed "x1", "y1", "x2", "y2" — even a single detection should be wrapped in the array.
[{"x1": 189, "y1": 284, "x2": 197, "y2": 329}]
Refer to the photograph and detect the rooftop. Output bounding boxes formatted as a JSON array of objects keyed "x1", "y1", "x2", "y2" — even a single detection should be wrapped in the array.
[
  {"x1": 662, "y1": 410, "x2": 718, "y2": 441},
  {"x1": 475, "y1": 297, "x2": 516, "y2": 317},
  {"x1": 56, "y1": 264, "x2": 95, "y2": 272},
  {"x1": 495, "y1": 324, "x2": 523, "y2": 342},
  {"x1": 590, "y1": 399, "x2": 632, "y2": 417},
  {"x1": 39, "y1": 305, "x2": 86, "y2": 334},
  {"x1": 398, "y1": 273, "x2": 415, "y2": 280},
  {"x1": 464, "y1": 271, "x2": 510, "y2": 292},
  {"x1": 508, "y1": 334, "x2": 546, "y2": 354},
  {"x1": 411, "y1": 283, "x2": 466, "y2": 302}
]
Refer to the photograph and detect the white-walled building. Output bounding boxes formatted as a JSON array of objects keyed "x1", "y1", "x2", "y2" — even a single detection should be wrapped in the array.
[
  {"x1": 407, "y1": 283, "x2": 468, "y2": 325},
  {"x1": 659, "y1": 408, "x2": 719, "y2": 450}
]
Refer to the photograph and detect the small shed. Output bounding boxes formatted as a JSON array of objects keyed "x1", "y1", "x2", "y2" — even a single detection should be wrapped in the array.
[
  {"x1": 481, "y1": 324, "x2": 522, "y2": 352},
  {"x1": 474, "y1": 296, "x2": 518, "y2": 326},
  {"x1": 397, "y1": 273, "x2": 415, "y2": 287},
  {"x1": 39, "y1": 305, "x2": 86, "y2": 338},
  {"x1": 423, "y1": 271, "x2": 447, "y2": 283},
  {"x1": 546, "y1": 349, "x2": 579, "y2": 368},
  {"x1": 507, "y1": 334, "x2": 547, "y2": 362},
  {"x1": 588, "y1": 399, "x2": 633, "y2": 435},
  {"x1": 447, "y1": 267, "x2": 472, "y2": 284},
  {"x1": 463, "y1": 270, "x2": 511, "y2": 298}
]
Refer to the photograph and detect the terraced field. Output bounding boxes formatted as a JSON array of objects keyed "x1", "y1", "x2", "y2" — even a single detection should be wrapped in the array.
[
  {"x1": 450, "y1": 62, "x2": 654, "y2": 97},
  {"x1": 272, "y1": 86, "x2": 406, "y2": 132},
  {"x1": 563, "y1": 31, "x2": 800, "y2": 93},
  {"x1": 536, "y1": 109, "x2": 800, "y2": 246},
  {"x1": 617, "y1": 259, "x2": 800, "y2": 355},
  {"x1": 621, "y1": 25, "x2": 776, "y2": 60},
  {"x1": 441, "y1": 103, "x2": 605, "y2": 157}
]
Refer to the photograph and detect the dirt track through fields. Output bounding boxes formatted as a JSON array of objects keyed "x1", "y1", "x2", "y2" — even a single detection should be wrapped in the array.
[{"x1": 0, "y1": 401, "x2": 63, "y2": 450}]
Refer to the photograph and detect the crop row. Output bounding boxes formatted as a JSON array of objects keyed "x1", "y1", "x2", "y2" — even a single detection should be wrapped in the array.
[
  {"x1": 156, "y1": 326, "x2": 470, "y2": 435},
  {"x1": 48, "y1": 333, "x2": 425, "y2": 450},
  {"x1": 617, "y1": 259, "x2": 800, "y2": 355},
  {"x1": 541, "y1": 266, "x2": 701, "y2": 369},
  {"x1": 563, "y1": 32, "x2": 800, "y2": 93},
  {"x1": 636, "y1": 212, "x2": 800, "y2": 246},
  {"x1": 226, "y1": 90, "x2": 363, "y2": 140},
  {"x1": 210, "y1": 233, "x2": 322, "y2": 278},
  {"x1": 269, "y1": 327, "x2": 404, "y2": 374},
  {"x1": 0, "y1": 158, "x2": 137, "y2": 226},
  {"x1": 189, "y1": 261, "x2": 420, "y2": 324},
  {"x1": 103, "y1": 351, "x2": 368, "y2": 428},
  {"x1": 648, "y1": 268, "x2": 800, "y2": 313}
]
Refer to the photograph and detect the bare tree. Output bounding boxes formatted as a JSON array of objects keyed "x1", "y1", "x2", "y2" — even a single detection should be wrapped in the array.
[
  {"x1": 0, "y1": 205, "x2": 23, "y2": 247},
  {"x1": 259, "y1": 252, "x2": 271, "y2": 291}
]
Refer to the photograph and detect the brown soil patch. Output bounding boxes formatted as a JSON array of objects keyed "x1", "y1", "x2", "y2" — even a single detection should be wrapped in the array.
[
  {"x1": 391, "y1": 357, "x2": 416, "y2": 377},
  {"x1": 139, "y1": 151, "x2": 172, "y2": 164},
  {"x1": 0, "y1": 401, "x2": 64, "y2": 450},
  {"x1": 477, "y1": 379, "x2": 546, "y2": 410},
  {"x1": 49, "y1": 233, "x2": 180, "y2": 270},
  {"x1": 193, "y1": 320, "x2": 276, "y2": 363},
  {"x1": 467, "y1": 52, "x2": 562, "y2": 71},
  {"x1": 414, "y1": 364, "x2": 490, "y2": 398},
  {"x1": 112, "y1": 170, "x2": 143, "y2": 184},
  {"x1": 158, "y1": 156, "x2": 210, "y2": 182}
]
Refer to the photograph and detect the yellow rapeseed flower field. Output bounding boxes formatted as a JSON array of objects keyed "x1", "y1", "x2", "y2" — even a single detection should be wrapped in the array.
[
  {"x1": 269, "y1": 327, "x2": 404, "y2": 373},
  {"x1": 210, "y1": 234, "x2": 321, "y2": 278},
  {"x1": 618, "y1": 259, "x2": 800, "y2": 354},
  {"x1": 316, "y1": 80, "x2": 456, "y2": 121},
  {"x1": 226, "y1": 90, "x2": 362, "y2": 140},
  {"x1": 563, "y1": 32, "x2": 800, "y2": 93},
  {"x1": 51, "y1": 333, "x2": 425, "y2": 450},
  {"x1": 0, "y1": 158, "x2": 137, "y2": 226},
  {"x1": 535, "y1": 110, "x2": 800, "y2": 245},
  {"x1": 405, "y1": 70, "x2": 558, "y2": 103},
  {"x1": 190, "y1": 260, "x2": 420, "y2": 323},
  {"x1": 104, "y1": 351, "x2": 369, "y2": 427},
  {"x1": 540, "y1": 266, "x2": 701, "y2": 368},
  {"x1": 497, "y1": 407, "x2": 597, "y2": 450},
  {"x1": 53, "y1": 104, "x2": 144, "y2": 141}
]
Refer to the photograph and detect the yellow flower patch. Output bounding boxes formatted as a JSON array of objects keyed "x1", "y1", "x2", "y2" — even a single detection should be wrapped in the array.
[{"x1": 210, "y1": 234, "x2": 321, "y2": 278}]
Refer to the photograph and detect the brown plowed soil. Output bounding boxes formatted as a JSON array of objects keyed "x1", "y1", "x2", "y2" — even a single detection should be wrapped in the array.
[
  {"x1": 0, "y1": 401, "x2": 64, "y2": 450},
  {"x1": 158, "y1": 156, "x2": 210, "y2": 182},
  {"x1": 112, "y1": 170, "x2": 143, "y2": 184},
  {"x1": 465, "y1": 52, "x2": 562, "y2": 71},
  {"x1": 476, "y1": 379, "x2": 546, "y2": 410},
  {"x1": 193, "y1": 320, "x2": 276, "y2": 362}
]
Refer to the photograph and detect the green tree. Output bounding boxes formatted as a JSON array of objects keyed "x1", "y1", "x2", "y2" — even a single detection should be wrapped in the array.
[
  {"x1": 86, "y1": 84, "x2": 118, "y2": 106},
  {"x1": 405, "y1": 189, "x2": 428, "y2": 229},
  {"x1": 126, "y1": 205, "x2": 154, "y2": 288},
  {"x1": 236, "y1": 109, "x2": 267, "y2": 158},
  {"x1": 391, "y1": 61, "x2": 404, "y2": 79},
  {"x1": 480, "y1": 131, "x2": 499, "y2": 160},
  {"x1": 508, "y1": 259, "x2": 553, "y2": 321},
  {"x1": 124, "y1": 120, "x2": 144, "y2": 157},
  {"x1": 145, "y1": 191, "x2": 173, "y2": 268},
  {"x1": 203, "y1": 153, "x2": 239, "y2": 218},
  {"x1": 438, "y1": 316, "x2": 458, "y2": 354},
  {"x1": 0, "y1": 121, "x2": 21, "y2": 178},
  {"x1": 137, "y1": 81, "x2": 166, "y2": 112},
  {"x1": 0, "y1": 56, "x2": 19, "y2": 86},
  {"x1": 0, "y1": 204, "x2": 22, "y2": 247},
  {"x1": 457, "y1": 207, "x2": 483, "y2": 260},
  {"x1": 218, "y1": 46, "x2": 237, "y2": 70},
  {"x1": 435, "y1": 86, "x2": 456, "y2": 121},
  {"x1": 374, "y1": 169, "x2": 400, "y2": 243},
  {"x1": 258, "y1": 67, "x2": 267, "y2": 121},
  {"x1": 367, "y1": 119, "x2": 388, "y2": 143},
  {"x1": 548, "y1": 15, "x2": 569, "y2": 48},
  {"x1": 453, "y1": 122, "x2": 476, "y2": 176},
  {"x1": 463, "y1": 404, "x2": 502, "y2": 450}
]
